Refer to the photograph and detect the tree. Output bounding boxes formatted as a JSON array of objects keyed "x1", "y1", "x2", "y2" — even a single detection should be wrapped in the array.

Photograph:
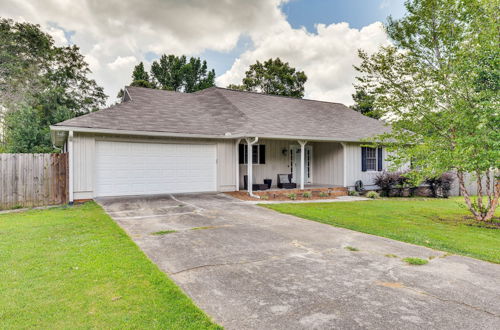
[
  {"x1": 350, "y1": 86, "x2": 380, "y2": 119},
  {"x1": 228, "y1": 58, "x2": 307, "y2": 98},
  {"x1": 183, "y1": 57, "x2": 215, "y2": 93},
  {"x1": 132, "y1": 62, "x2": 149, "y2": 82},
  {"x1": 4, "y1": 106, "x2": 55, "y2": 153},
  {"x1": 0, "y1": 18, "x2": 107, "y2": 152},
  {"x1": 145, "y1": 54, "x2": 216, "y2": 92},
  {"x1": 354, "y1": 0, "x2": 499, "y2": 221},
  {"x1": 150, "y1": 54, "x2": 186, "y2": 91}
]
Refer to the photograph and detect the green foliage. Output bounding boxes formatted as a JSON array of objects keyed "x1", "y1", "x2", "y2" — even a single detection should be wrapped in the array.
[
  {"x1": 287, "y1": 193, "x2": 297, "y2": 200},
  {"x1": 345, "y1": 246, "x2": 359, "y2": 251},
  {"x1": 264, "y1": 198, "x2": 500, "y2": 263},
  {"x1": 229, "y1": 58, "x2": 307, "y2": 98},
  {"x1": 348, "y1": 190, "x2": 359, "y2": 196},
  {"x1": 366, "y1": 191, "x2": 380, "y2": 199},
  {"x1": 0, "y1": 18, "x2": 107, "y2": 152},
  {"x1": 0, "y1": 203, "x2": 221, "y2": 329},
  {"x1": 226, "y1": 84, "x2": 246, "y2": 91},
  {"x1": 151, "y1": 54, "x2": 187, "y2": 91},
  {"x1": 350, "y1": 86, "x2": 380, "y2": 119},
  {"x1": 4, "y1": 106, "x2": 56, "y2": 153},
  {"x1": 149, "y1": 54, "x2": 215, "y2": 92},
  {"x1": 403, "y1": 257, "x2": 428, "y2": 265},
  {"x1": 183, "y1": 57, "x2": 216, "y2": 93},
  {"x1": 132, "y1": 62, "x2": 149, "y2": 82},
  {"x1": 302, "y1": 191, "x2": 312, "y2": 198},
  {"x1": 319, "y1": 192, "x2": 329, "y2": 197},
  {"x1": 355, "y1": 0, "x2": 499, "y2": 221},
  {"x1": 260, "y1": 194, "x2": 269, "y2": 200}
]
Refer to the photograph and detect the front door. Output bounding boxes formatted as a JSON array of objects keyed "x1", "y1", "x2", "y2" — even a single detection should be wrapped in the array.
[{"x1": 290, "y1": 145, "x2": 312, "y2": 184}]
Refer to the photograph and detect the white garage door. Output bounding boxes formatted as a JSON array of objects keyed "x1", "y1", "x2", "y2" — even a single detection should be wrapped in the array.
[{"x1": 95, "y1": 141, "x2": 217, "y2": 197}]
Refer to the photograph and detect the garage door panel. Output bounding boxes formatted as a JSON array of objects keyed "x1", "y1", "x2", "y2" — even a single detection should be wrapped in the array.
[{"x1": 95, "y1": 141, "x2": 217, "y2": 197}]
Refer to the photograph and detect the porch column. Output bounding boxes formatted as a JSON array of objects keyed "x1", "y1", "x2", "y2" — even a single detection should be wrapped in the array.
[
  {"x1": 245, "y1": 137, "x2": 259, "y2": 196},
  {"x1": 68, "y1": 130, "x2": 74, "y2": 204},
  {"x1": 235, "y1": 139, "x2": 241, "y2": 191},
  {"x1": 298, "y1": 140, "x2": 307, "y2": 189}
]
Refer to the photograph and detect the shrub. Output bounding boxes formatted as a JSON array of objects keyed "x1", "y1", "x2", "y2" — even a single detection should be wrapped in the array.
[
  {"x1": 375, "y1": 171, "x2": 417, "y2": 197},
  {"x1": 319, "y1": 192, "x2": 328, "y2": 197},
  {"x1": 348, "y1": 190, "x2": 359, "y2": 196},
  {"x1": 425, "y1": 172, "x2": 454, "y2": 198},
  {"x1": 302, "y1": 191, "x2": 312, "y2": 198},
  {"x1": 287, "y1": 193, "x2": 297, "y2": 200},
  {"x1": 374, "y1": 171, "x2": 399, "y2": 196},
  {"x1": 260, "y1": 194, "x2": 269, "y2": 200},
  {"x1": 366, "y1": 191, "x2": 380, "y2": 199}
]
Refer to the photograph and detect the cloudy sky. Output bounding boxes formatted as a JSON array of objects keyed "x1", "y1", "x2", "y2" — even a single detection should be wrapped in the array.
[{"x1": 1, "y1": 0, "x2": 405, "y2": 105}]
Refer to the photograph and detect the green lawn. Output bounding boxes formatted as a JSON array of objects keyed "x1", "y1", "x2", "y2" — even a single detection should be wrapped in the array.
[
  {"x1": 263, "y1": 198, "x2": 500, "y2": 263},
  {"x1": 0, "y1": 202, "x2": 221, "y2": 329}
]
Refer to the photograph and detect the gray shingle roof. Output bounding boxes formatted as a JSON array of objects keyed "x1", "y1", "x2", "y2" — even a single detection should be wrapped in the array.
[{"x1": 55, "y1": 86, "x2": 390, "y2": 141}]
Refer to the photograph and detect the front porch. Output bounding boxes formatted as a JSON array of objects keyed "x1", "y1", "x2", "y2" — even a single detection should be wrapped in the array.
[{"x1": 236, "y1": 138, "x2": 347, "y2": 199}]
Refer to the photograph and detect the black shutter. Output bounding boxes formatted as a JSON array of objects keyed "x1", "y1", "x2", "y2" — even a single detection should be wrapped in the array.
[
  {"x1": 259, "y1": 145, "x2": 266, "y2": 164},
  {"x1": 361, "y1": 147, "x2": 367, "y2": 172},
  {"x1": 238, "y1": 144, "x2": 245, "y2": 164},
  {"x1": 377, "y1": 147, "x2": 383, "y2": 171}
]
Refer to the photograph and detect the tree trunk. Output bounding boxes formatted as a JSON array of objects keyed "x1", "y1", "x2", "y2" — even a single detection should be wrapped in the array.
[{"x1": 457, "y1": 171, "x2": 499, "y2": 222}]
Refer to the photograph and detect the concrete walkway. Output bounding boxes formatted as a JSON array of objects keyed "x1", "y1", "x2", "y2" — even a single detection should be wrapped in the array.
[{"x1": 98, "y1": 193, "x2": 500, "y2": 330}]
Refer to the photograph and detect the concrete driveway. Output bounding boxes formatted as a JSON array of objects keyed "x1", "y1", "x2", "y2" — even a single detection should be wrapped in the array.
[{"x1": 98, "y1": 193, "x2": 500, "y2": 330}]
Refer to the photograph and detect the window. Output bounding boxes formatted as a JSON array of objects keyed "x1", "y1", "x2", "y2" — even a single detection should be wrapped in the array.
[
  {"x1": 239, "y1": 144, "x2": 266, "y2": 164},
  {"x1": 365, "y1": 148, "x2": 377, "y2": 171},
  {"x1": 361, "y1": 147, "x2": 383, "y2": 172}
]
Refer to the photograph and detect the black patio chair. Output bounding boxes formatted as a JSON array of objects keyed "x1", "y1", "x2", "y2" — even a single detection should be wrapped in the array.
[
  {"x1": 277, "y1": 174, "x2": 296, "y2": 189},
  {"x1": 244, "y1": 175, "x2": 269, "y2": 191}
]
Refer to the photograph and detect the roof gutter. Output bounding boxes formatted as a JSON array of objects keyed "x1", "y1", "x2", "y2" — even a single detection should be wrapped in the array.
[{"x1": 49, "y1": 125, "x2": 378, "y2": 143}]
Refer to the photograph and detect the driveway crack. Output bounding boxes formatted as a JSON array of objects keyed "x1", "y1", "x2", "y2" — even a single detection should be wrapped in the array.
[{"x1": 169, "y1": 255, "x2": 282, "y2": 275}]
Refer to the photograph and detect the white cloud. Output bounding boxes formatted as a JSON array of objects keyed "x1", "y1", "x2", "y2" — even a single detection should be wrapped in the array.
[
  {"x1": 108, "y1": 56, "x2": 137, "y2": 71},
  {"x1": 217, "y1": 21, "x2": 390, "y2": 105},
  {"x1": 1, "y1": 0, "x2": 389, "y2": 105},
  {"x1": 1, "y1": 0, "x2": 287, "y2": 102},
  {"x1": 45, "y1": 25, "x2": 68, "y2": 46}
]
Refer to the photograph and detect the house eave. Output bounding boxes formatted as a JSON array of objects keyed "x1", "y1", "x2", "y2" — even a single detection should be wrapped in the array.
[{"x1": 50, "y1": 125, "x2": 372, "y2": 145}]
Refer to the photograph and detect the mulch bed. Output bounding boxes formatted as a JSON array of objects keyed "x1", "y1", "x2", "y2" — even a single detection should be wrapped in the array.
[{"x1": 225, "y1": 189, "x2": 347, "y2": 201}]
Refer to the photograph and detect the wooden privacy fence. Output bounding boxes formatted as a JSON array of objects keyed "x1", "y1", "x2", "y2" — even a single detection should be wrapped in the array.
[{"x1": 0, "y1": 153, "x2": 68, "y2": 209}]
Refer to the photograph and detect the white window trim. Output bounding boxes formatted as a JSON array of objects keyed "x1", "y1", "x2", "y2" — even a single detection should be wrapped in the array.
[{"x1": 365, "y1": 147, "x2": 377, "y2": 172}]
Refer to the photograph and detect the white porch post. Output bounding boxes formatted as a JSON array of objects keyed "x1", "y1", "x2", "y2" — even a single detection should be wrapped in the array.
[
  {"x1": 298, "y1": 140, "x2": 307, "y2": 189},
  {"x1": 68, "y1": 130, "x2": 74, "y2": 204},
  {"x1": 235, "y1": 139, "x2": 241, "y2": 191},
  {"x1": 245, "y1": 137, "x2": 259, "y2": 197}
]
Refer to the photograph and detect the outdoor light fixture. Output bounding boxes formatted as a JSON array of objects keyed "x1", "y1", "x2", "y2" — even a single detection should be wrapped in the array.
[{"x1": 282, "y1": 148, "x2": 288, "y2": 156}]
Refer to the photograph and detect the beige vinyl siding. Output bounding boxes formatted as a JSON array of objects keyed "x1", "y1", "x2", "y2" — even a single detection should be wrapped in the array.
[
  {"x1": 72, "y1": 133, "x2": 237, "y2": 198},
  {"x1": 73, "y1": 134, "x2": 95, "y2": 199},
  {"x1": 217, "y1": 140, "x2": 237, "y2": 192},
  {"x1": 312, "y1": 142, "x2": 344, "y2": 186},
  {"x1": 343, "y1": 142, "x2": 388, "y2": 188},
  {"x1": 239, "y1": 139, "x2": 291, "y2": 188}
]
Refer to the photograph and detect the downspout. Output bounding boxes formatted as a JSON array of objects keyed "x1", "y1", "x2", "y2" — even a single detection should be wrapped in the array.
[
  {"x1": 245, "y1": 137, "x2": 259, "y2": 198},
  {"x1": 68, "y1": 130, "x2": 74, "y2": 205}
]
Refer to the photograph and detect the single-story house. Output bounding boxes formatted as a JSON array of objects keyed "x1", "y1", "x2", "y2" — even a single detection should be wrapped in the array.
[{"x1": 50, "y1": 86, "x2": 390, "y2": 202}]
